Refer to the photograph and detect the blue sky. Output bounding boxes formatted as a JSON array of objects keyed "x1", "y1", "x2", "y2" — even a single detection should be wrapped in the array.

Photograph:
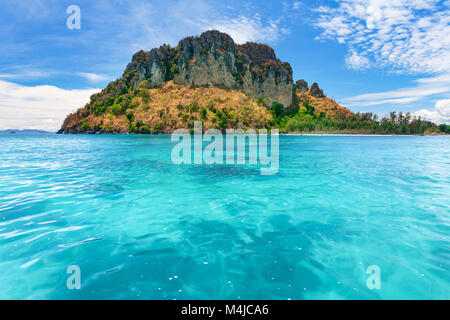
[{"x1": 0, "y1": 0, "x2": 449, "y2": 130}]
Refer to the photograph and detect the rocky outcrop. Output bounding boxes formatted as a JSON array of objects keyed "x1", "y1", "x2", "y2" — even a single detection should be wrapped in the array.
[
  {"x1": 123, "y1": 30, "x2": 293, "y2": 106},
  {"x1": 295, "y1": 79, "x2": 308, "y2": 92},
  {"x1": 310, "y1": 82, "x2": 325, "y2": 98},
  {"x1": 58, "y1": 30, "x2": 356, "y2": 134}
]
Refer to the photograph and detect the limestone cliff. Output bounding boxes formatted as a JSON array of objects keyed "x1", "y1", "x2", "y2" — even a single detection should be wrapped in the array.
[
  {"x1": 123, "y1": 30, "x2": 293, "y2": 106},
  {"x1": 58, "y1": 30, "x2": 353, "y2": 134}
]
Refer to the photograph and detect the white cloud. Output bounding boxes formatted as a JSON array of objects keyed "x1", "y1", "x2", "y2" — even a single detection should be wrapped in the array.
[
  {"x1": 414, "y1": 99, "x2": 450, "y2": 124},
  {"x1": 344, "y1": 73, "x2": 450, "y2": 107},
  {"x1": 314, "y1": 0, "x2": 450, "y2": 74},
  {"x1": 414, "y1": 73, "x2": 450, "y2": 84},
  {"x1": 293, "y1": 2, "x2": 302, "y2": 10},
  {"x1": 76, "y1": 72, "x2": 109, "y2": 83},
  {"x1": 0, "y1": 70, "x2": 108, "y2": 83},
  {"x1": 317, "y1": 1, "x2": 450, "y2": 118},
  {"x1": 0, "y1": 80, "x2": 99, "y2": 131},
  {"x1": 103, "y1": 0, "x2": 287, "y2": 52},
  {"x1": 345, "y1": 49, "x2": 371, "y2": 70},
  {"x1": 197, "y1": 15, "x2": 285, "y2": 44},
  {"x1": 0, "y1": 70, "x2": 56, "y2": 79}
]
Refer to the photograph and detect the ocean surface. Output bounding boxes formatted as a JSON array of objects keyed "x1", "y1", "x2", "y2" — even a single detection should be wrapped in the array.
[{"x1": 0, "y1": 134, "x2": 449, "y2": 299}]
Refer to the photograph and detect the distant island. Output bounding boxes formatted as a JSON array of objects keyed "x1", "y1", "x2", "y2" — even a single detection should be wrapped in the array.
[
  {"x1": 58, "y1": 30, "x2": 449, "y2": 135},
  {"x1": 0, "y1": 129, "x2": 53, "y2": 134}
]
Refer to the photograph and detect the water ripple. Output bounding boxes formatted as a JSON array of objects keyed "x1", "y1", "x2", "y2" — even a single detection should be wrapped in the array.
[{"x1": 0, "y1": 134, "x2": 448, "y2": 299}]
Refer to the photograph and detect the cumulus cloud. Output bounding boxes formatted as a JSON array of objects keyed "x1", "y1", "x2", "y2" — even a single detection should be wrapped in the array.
[
  {"x1": 414, "y1": 99, "x2": 450, "y2": 124},
  {"x1": 316, "y1": 1, "x2": 450, "y2": 117},
  {"x1": 314, "y1": 0, "x2": 450, "y2": 74},
  {"x1": 345, "y1": 49, "x2": 371, "y2": 70},
  {"x1": 0, "y1": 80, "x2": 99, "y2": 131}
]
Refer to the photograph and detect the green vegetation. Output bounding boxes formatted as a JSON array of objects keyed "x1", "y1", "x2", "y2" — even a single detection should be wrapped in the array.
[
  {"x1": 187, "y1": 101, "x2": 199, "y2": 113},
  {"x1": 80, "y1": 121, "x2": 89, "y2": 130},
  {"x1": 200, "y1": 107, "x2": 207, "y2": 119},
  {"x1": 270, "y1": 102, "x2": 446, "y2": 135},
  {"x1": 140, "y1": 125, "x2": 151, "y2": 134},
  {"x1": 126, "y1": 112, "x2": 134, "y2": 122},
  {"x1": 129, "y1": 122, "x2": 138, "y2": 133},
  {"x1": 153, "y1": 124, "x2": 161, "y2": 134},
  {"x1": 70, "y1": 72, "x2": 448, "y2": 135},
  {"x1": 438, "y1": 124, "x2": 450, "y2": 134}
]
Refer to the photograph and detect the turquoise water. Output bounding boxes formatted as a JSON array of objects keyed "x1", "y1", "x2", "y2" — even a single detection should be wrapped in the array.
[{"x1": 0, "y1": 134, "x2": 449, "y2": 299}]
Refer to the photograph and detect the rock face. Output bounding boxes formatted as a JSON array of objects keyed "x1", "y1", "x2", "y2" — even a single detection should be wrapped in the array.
[
  {"x1": 123, "y1": 30, "x2": 293, "y2": 106},
  {"x1": 57, "y1": 30, "x2": 355, "y2": 134},
  {"x1": 310, "y1": 82, "x2": 325, "y2": 98},
  {"x1": 295, "y1": 79, "x2": 308, "y2": 92}
]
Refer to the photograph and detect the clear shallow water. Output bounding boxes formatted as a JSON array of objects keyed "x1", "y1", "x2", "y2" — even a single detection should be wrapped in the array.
[{"x1": 0, "y1": 134, "x2": 449, "y2": 300}]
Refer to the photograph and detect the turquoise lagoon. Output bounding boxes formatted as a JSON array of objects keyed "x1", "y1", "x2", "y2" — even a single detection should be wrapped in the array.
[{"x1": 0, "y1": 134, "x2": 449, "y2": 299}]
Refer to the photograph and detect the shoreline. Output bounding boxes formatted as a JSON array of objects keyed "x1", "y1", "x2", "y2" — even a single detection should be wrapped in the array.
[
  {"x1": 281, "y1": 133, "x2": 446, "y2": 136},
  {"x1": 4, "y1": 131, "x2": 448, "y2": 136},
  {"x1": 51, "y1": 132, "x2": 449, "y2": 136}
]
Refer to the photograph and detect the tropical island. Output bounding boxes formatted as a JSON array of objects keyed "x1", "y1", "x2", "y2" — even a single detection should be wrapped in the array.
[{"x1": 58, "y1": 30, "x2": 449, "y2": 135}]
